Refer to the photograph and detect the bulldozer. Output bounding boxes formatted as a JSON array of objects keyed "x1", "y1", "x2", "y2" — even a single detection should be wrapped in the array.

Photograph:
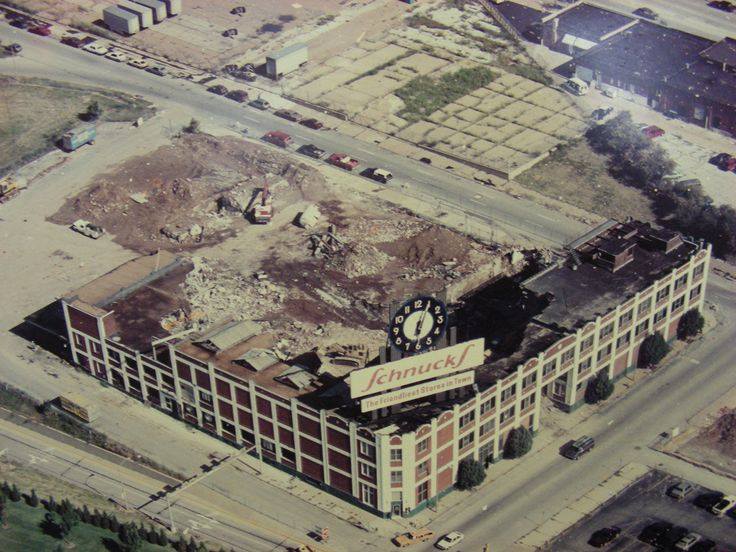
[{"x1": 0, "y1": 175, "x2": 24, "y2": 204}]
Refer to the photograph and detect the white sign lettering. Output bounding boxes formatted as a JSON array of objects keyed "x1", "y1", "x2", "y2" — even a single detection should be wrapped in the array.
[{"x1": 360, "y1": 371, "x2": 475, "y2": 412}]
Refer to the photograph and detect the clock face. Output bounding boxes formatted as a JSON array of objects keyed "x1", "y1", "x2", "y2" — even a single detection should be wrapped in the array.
[{"x1": 389, "y1": 296, "x2": 448, "y2": 353}]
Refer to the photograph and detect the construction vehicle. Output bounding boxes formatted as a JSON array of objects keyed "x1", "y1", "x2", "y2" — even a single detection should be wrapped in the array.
[
  {"x1": 249, "y1": 184, "x2": 273, "y2": 224},
  {"x1": 62, "y1": 127, "x2": 96, "y2": 152},
  {"x1": 0, "y1": 175, "x2": 24, "y2": 204}
]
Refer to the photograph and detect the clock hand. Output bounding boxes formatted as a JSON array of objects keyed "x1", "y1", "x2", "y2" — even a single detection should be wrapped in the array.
[{"x1": 414, "y1": 302, "x2": 431, "y2": 340}]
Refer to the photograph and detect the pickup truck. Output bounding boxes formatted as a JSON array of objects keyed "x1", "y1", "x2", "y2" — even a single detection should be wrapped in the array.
[
  {"x1": 327, "y1": 153, "x2": 359, "y2": 171},
  {"x1": 393, "y1": 529, "x2": 435, "y2": 548},
  {"x1": 71, "y1": 220, "x2": 104, "y2": 239},
  {"x1": 263, "y1": 131, "x2": 292, "y2": 148}
]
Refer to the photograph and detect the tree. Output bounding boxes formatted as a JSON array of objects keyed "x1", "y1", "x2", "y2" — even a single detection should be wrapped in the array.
[
  {"x1": 119, "y1": 522, "x2": 142, "y2": 552},
  {"x1": 639, "y1": 331, "x2": 670, "y2": 367},
  {"x1": 585, "y1": 371, "x2": 615, "y2": 404},
  {"x1": 456, "y1": 458, "x2": 486, "y2": 490},
  {"x1": 1, "y1": 481, "x2": 10, "y2": 497},
  {"x1": 504, "y1": 426, "x2": 533, "y2": 459},
  {"x1": 26, "y1": 489, "x2": 40, "y2": 508},
  {"x1": 0, "y1": 499, "x2": 7, "y2": 529},
  {"x1": 8, "y1": 484, "x2": 21, "y2": 502},
  {"x1": 45, "y1": 496, "x2": 58, "y2": 513},
  {"x1": 183, "y1": 118, "x2": 201, "y2": 134},
  {"x1": 146, "y1": 526, "x2": 159, "y2": 544},
  {"x1": 157, "y1": 528, "x2": 169, "y2": 546},
  {"x1": 678, "y1": 308, "x2": 705, "y2": 340},
  {"x1": 109, "y1": 513, "x2": 121, "y2": 533},
  {"x1": 187, "y1": 536, "x2": 198, "y2": 552},
  {"x1": 80, "y1": 505, "x2": 91, "y2": 524},
  {"x1": 86, "y1": 100, "x2": 101, "y2": 121}
]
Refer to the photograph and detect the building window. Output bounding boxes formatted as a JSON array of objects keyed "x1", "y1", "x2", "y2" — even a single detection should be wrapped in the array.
[
  {"x1": 616, "y1": 332, "x2": 631, "y2": 349},
  {"x1": 619, "y1": 310, "x2": 633, "y2": 326},
  {"x1": 416, "y1": 438, "x2": 429, "y2": 455},
  {"x1": 91, "y1": 341, "x2": 100, "y2": 354},
  {"x1": 479, "y1": 442, "x2": 494, "y2": 463},
  {"x1": 480, "y1": 397, "x2": 495, "y2": 415},
  {"x1": 580, "y1": 336, "x2": 594, "y2": 351},
  {"x1": 183, "y1": 404, "x2": 196, "y2": 417},
  {"x1": 693, "y1": 263, "x2": 705, "y2": 277},
  {"x1": 417, "y1": 460, "x2": 430, "y2": 478},
  {"x1": 638, "y1": 299, "x2": 652, "y2": 316},
  {"x1": 221, "y1": 420, "x2": 235, "y2": 435},
  {"x1": 203, "y1": 412, "x2": 215, "y2": 426},
  {"x1": 391, "y1": 471, "x2": 402, "y2": 485},
  {"x1": 553, "y1": 378, "x2": 566, "y2": 396},
  {"x1": 199, "y1": 390, "x2": 213, "y2": 406},
  {"x1": 458, "y1": 433, "x2": 474, "y2": 450},
  {"x1": 261, "y1": 439, "x2": 276, "y2": 452},
  {"x1": 520, "y1": 395, "x2": 534, "y2": 411},
  {"x1": 459, "y1": 411, "x2": 475, "y2": 429},
  {"x1": 359, "y1": 441, "x2": 375, "y2": 457},
  {"x1": 360, "y1": 483, "x2": 376, "y2": 505},
  {"x1": 674, "y1": 274, "x2": 688, "y2": 290},
  {"x1": 656, "y1": 286, "x2": 670, "y2": 303},
  {"x1": 500, "y1": 407, "x2": 514, "y2": 423},
  {"x1": 561, "y1": 348, "x2": 575, "y2": 364},
  {"x1": 636, "y1": 320, "x2": 650, "y2": 336},
  {"x1": 282, "y1": 449, "x2": 296, "y2": 463},
  {"x1": 390, "y1": 449, "x2": 402, "y2": 462},
  {"x1": 108, "y1": 350, "x2": 121, "y2": 365},
  {"x1": 596, "y1": 344, "x2": 612, "y2": 362},
  {"x1": 578, "y1": 357, "x2": 592, "y2": 373},
  {"x1": 600, "y1": 323, "x2": 614, "y2": 340},
  {"x1": 479, "y1": 419, "x2": 494, "y2": 436},
  {"x1": 74, "y1": 332, "x2": 85, "y2": 347},
  {"x1": 522, "y1": 373, "x2": 536, "y2": 389},
  {"x1": 501, "y1": 387, "x2": 516, "y2": 402},
  {"x1": 672, "y1": 296, "x2": 685, "y2": 311},
  {"x1": 359, "y1": 462, "x2": 376, "y2": 478},
  {"x1": 543, "y1": 360, "x2": 556, "y2": 376},
  {"x1": 180, "y1": 384, "x2": 195, "y2": 404},
  {"x1": 417, "y1": 481, "x2": 429, "y2": 503},
  {"x1": 654, "y1": 307, "x2": 667, "y2": 324},
  {"x1": 690, "y1": 284, "x2": 702, "y2": 300}
]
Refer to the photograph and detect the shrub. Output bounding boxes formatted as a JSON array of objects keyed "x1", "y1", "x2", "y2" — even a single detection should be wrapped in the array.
[
  {"x1": 119, "y1": 522, "x2": 142, "y2": 552},
  {"x1": 504, "y1": 426, "x2": 533, "y2": 458},
  {"x1": 27, "y1": 489, "x2": 40, "y2": 507},
  {"x1": 639, "y1": 331, "x2": 670, "y2": 367},
  {"x1": 9, "y1": 484, "x2": 21, "y2": 502},
  {"x1": 85, "y1": 100, "x2": 101, "y2": 121},
  {"x1": 677, "y1": 308, "x2": 705, "y2": 340},
  {"x1": 585, "y1": 371, "x2": 615, "y2": 404},
  {"x1": 183, "y1": 118, "x2": 201, "y2": 134},
  {"x1": 456, "y1": 458, "x2": 486, "y2": 489}
]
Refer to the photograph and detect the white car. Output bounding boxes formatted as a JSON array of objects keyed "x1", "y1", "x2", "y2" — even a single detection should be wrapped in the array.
[
  {"x1": 435, "y1": 532, "x2": 464, "y2": 550},
  {"x1": 105, "y1": 50, "x2": 128, "y2": 62},
  {"x1": 675, "y1": 532, "x2": 702, "y2": 551},
  {"x1": 82, "y1": 43, "x2": 108, "y2": 55},
  {"x1": 128, "y1": 57, "x2": 148, "y2": 69},
  {"x1": 711, "y1": 494, "x2": 736, "y2": 516}
]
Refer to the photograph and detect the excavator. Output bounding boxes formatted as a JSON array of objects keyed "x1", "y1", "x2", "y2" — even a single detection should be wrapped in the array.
[{"x1": 250, "y1": 183, "x2": 273, "y2": 224}]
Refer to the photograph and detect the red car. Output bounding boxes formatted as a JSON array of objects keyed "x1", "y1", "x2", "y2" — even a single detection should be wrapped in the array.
[
  {"x1": 642, "y1": 125, "x2": 665, "y2": 138},
  {"x1": 263, "y1": 131, "x2": 292, "y2": 148},
  {"x1": 327, "y1": 153, "x2": 359, "y2": 171},
  {"x1": 28, "y1": 23, "x2": 52, "y2": 36},
  {"x1": 300, "y1": 118, "x2": 324, "y2": 130}
]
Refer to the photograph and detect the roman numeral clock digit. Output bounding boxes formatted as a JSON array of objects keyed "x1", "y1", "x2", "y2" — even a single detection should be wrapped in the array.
[{"x1": 388, "y1": 295, "x2": 448, "y2": 354}]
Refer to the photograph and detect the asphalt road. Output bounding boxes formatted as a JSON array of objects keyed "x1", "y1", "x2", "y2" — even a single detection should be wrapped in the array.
[
  {"x1": 0, "y1": 22, "x2": 587, "y2": 247},
  {"x1": 412, "y1": 273, "x2": 736, "y2": 552}
]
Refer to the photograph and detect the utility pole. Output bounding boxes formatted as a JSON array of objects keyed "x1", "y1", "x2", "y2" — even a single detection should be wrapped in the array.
[{"x1": 165, "y1": 494, "x2": 175, "y2": 532}]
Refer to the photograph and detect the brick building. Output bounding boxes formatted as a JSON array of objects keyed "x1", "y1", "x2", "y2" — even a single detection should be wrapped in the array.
[{"x1": 59, "y1": 221, "x2": 710, "y2": 517}]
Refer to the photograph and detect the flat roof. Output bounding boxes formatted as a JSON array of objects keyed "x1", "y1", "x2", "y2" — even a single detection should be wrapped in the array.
[
  {"x1": 701, "y1": 37, "x2": 736, "y2": 68},
  {"x1": 496, "y1": 1, "x2": 542, "y2": 36},
  {"x1": 104, "y1": 5, "x2": 139, "y2": 20},
  {"x1": 664, "y1": 58, "x2": 736, "y2": 109},
  {"x1": 544, "y1": 3, "x2": 634, "y2": 43},
  {"x1": 267, "y1": 43, "x2": 307, "y2": 61}
]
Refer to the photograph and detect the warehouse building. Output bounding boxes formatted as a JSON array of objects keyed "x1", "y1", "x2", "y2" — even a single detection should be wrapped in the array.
[
  {"x1": 58, "y1": 221, "x2": 710, "y2": 517},
  {"x1": 266, "y1": 43, "x2": 308, "y2": 79}
]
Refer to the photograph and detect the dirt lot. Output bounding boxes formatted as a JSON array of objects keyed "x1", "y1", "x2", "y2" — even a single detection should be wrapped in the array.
[
  {"x1": 0, "y1": 75, "x2": 154, "y2": 177},
  {"x1": 50, "y1": 132, "x2": 519, "y2": 356},
  {"x1": 515, "y1": 139, "x2": 656, "y2": 222},
  {"x1": 678, "y1": 407, "x2": 736, "y2": 477}
]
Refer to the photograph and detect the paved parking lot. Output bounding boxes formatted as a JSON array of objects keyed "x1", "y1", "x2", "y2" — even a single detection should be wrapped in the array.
[{"x1": 548, "y1": 470, "x2": 736, "y2": 551}]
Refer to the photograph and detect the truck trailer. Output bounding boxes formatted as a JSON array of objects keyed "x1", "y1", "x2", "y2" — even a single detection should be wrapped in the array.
[
  {"x1": 161, "y1": 0, "x2": 182, "y2": 16},
  {"x1": 103, "y1": 6, "x2": 140, "y2": 35},
  {"x1": 117, "y1": 0, "x2": 154, "y2": 29},
  {"x1": 266, "y1": 43, "x2": 308, "y2": 79},
  {"x1": 62, "y1": 127, "x2": 96, "y2": 152},
  {"x1": 131, "y1": 0, "x2": 167, "y2": 23}
]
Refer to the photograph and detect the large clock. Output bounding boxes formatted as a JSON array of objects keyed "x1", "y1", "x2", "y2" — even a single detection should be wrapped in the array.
[{"x1": 389, "y1": 296, "x2": 448, "y2": 353}]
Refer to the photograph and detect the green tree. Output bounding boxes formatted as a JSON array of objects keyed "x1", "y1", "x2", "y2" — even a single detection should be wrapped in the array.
[
  {"x1": 109, "y1": 513, "x2": 121, "y2": 533},
  {"x1": 585, "y1": 371, "x2": 615, "y2": 404},
  {"x1": 157, "y1": 528, "x2": 169, "y2": 546},
  {"x1": 639, "y1": 331, "x2": 670, "y2": 367},
  {"x1": 184, "y1": 118, "x2": 201, "y2": 134},
  {"x1": 0, "y1": 499, "x2": 7, "y2": 529},
  {"x1": 86, "y1": 100, "x2": 101, "y2": 121},
  {"x1": 80, "y1": 505, "x2": 91, "y2": 524},
  {"x1": 1, "y1": 481, "x2": 10, "y2": 497},
  {"x1": 8, "y1": 484, "x2": 20, "y2": 502},
  {"x1": 678, "y1": 308, "x2": 705, "y2": 340},
  {"x1": 119, "y1": 522, "x2": 142, "y2": 552},
  {"x1": 456, "y1": 457, "x2": 486, "y2": 490},
  {"x1": 504, "y1": 426, "x2": 533, "y2": 458}
]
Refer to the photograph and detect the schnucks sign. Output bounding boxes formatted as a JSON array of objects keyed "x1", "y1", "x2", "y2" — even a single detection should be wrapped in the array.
[
  {"x1": 360, "y1": 371, "x2": 475, "y2": 413},
  {"x1": 349, "y1": 338, "x2": 484, "y2": 399}
]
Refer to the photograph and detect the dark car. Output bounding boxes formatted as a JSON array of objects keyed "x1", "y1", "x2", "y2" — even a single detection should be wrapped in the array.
[
  {"x1": 207, "y1": 85, "x2": 228, "y2": 95},
  {"x1": 147, "y1": 65, "x2": 167, "y2": 76},
  {"x1": 419, "y1": 157, "x2": 432, "y2": 164},
  {"x1": 274, "y1": 109, "x2": 302, "y2": 122},
  {"x1": 61, "y1": 35, "x2": 84, "y2": 48},
  {"x1": 591, "y1": 107, "x2": 613, "y2": 121},
  {"x1": 28, "y1": 23, "x2": 52, "y2": 36},
  {"x1": 588, "y1": 526, "x2": 621, "y2": 548},
  {"x1": 709, "y1": 1, "x2": 735, "y2": 13},
  {"x1": 709, "y1": 153, "x2": 731, "y2": 166},
  {"x1": 633, "y1": 7, "x2": 657, "y2": 20},
  {"x1": 639, "y1": 521, "x2": 673, "y2": 546},
  {"x1": 225, "y1": 89, "x2": 249, "y2": 103},
  {"x1": 298, "y1": 144, "x2": 326, "y2": 159},
  {"x1": 5, "y1": 43, "x2": 22, "y2": 55},
  {"x1": 9, "y1": 17, "x2": 30, "y2": 29},
  {"x1": 300, "y1": 118, "x2": 324, "y2": 130},
  {"x1": 562, "y1": 436, "x2": 595, "y2": 460},
  {"x1": 691, "y1": 539, "x2": 717, "y2": 552},
  {"x1": 668, "y1": 480, "x2": 695, "y2": 501}
]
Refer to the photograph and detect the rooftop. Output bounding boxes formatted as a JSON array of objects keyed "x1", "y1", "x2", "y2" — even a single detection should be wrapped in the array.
[
  {"x1": 267, "y1": 43, "x2": 307, "y2": 60},
  {"x1": 495, "y1": 1, "x2": 542, "y2": 39},
  {"x1": 664, "y1": 58, "x2": 736, "y2": 109},
  {"x1": 543, "y1": 3, "x2": 634, "y2": 44},
  {"x1": 701, "y1": 37, "x2": 736, "y2": 68}
]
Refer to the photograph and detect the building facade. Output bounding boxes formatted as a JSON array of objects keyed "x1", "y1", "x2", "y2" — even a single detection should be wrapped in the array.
[{"x1": 60, "y1": 226, "x2": 711, "y2": 517}]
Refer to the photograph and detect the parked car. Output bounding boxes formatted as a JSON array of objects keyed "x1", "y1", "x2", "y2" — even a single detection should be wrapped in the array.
[
  {"x1": 669, "y1": 481, "x2": 695, "y2": 501},
  {"x1": 710, "y1": 153, "x2": 736, "y2": 171},
  {"x1": 225, "y1": 89, "x2": 249, "y2": 103},
  {"x1": 366, "y1": 168, "x2": 393, "y2": 183},
  {"x1": 675, "y1": 532, "x2": 703, "y2": 551},
  {"x1": 327, "y1": 153, "x2": 359, "y2": 171},
  {"x1": 263, "y1": 131, "x2": 292, "y2": 148},
  {"x1": 5, "y1": 43, "x2": 22, "y2": 55},
  {"x1": 691, "y1": 539, "x2": 716, "y2": 552},
  {"x1": 147, "y1": 65, "x2": 167, "y2": 76},
  {"x1": 661, "y1": 526, "x2": 691, "y2": 549},
  {"x1": 71, "y1": 220, "x2": 104, "y2": 240},
  {"x1": 642, "y1": 125, "x2": 665, "y2": 138},
  {"x1": 639, "y1": 521, "x2": 673, "y2": 546},
  {"x1": 83, "y1": 43, "x2": 108, "y2": 55},
  {"x1": 562, "y1": 436, "x2": 595, "y2": 460},
  {"x1": 275, "y1": 109, "x2": 302, "y2": 122},
  {"x1": 298, "y1": 144, "x2": 326, "y2": 159},
  {"x1": 591, "y1": 106, "x2": 613, "y2": 121},
  {"x1": 128, "y1": 58, "x2": 148, "y2": 69},
  {"x1": 105, "y1": 50, "x2": 128, "y2": 63},
  {"x1": 435, "y1": 532, "x2": 463, "y2": 550},
  {"x1": 393, "y1": 528, "x2": 435, "y2": 548},
  {"x1": 207, "y1": 84, "x2": 228, "y2": 95},
  {"x1": 28, "y1": 22, "x2": 51, "y2": 36},
  {"x1": 61, "y1": 35, "x2": 85, "y2": 48},
  {"x1": 710, "y1": 495, "x2": 736, "y2": 516},
  {"x1": 588, "y1": 526, "x2": 621, "y2": 548},
  {"x1": 709, "y1": 1, "x2": 735, "y2": 13},
  {"x1": 633, "y1": 7, "x2": 658, "y2": 20},
  {"x1": 300, "y1": 118, "x2": 324, "y2": 130},
  {"x1": 9, "y1": 17, "x2": 30, "y2": 29},
  {"x1": 419, "y1": 157, "x2": 432, "y2": 164},
  {"x1": 250, "y1": 98, "x2": 271, "y2": 110}
]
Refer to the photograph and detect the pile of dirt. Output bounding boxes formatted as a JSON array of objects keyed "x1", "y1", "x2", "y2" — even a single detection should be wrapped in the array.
[
  {"x1": 50, "y1": 133, "x2": 325, "y2": 252},
  {"x1": 702, "y1": 407, "x2": 736, "y2": 455}
]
